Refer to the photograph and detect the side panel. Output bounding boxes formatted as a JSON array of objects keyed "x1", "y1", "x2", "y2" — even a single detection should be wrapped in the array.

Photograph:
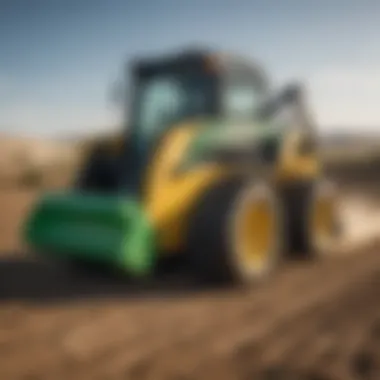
[{"x1": 143, "y1": 122, "x2": 230, "y2": 252}]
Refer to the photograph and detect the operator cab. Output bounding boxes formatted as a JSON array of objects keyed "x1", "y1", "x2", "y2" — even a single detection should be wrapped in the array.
[
  {"x1": 128, "y1": 48, "x2": 270, "y2": 153},
  {"x1": 78, "y1": 49, "x2": 295, "y2": 194}
]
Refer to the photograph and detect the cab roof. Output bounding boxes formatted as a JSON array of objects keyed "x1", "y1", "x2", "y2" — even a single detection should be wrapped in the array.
[{"x1": 130, "y1": 46, "x2": 269, "y2": 88}]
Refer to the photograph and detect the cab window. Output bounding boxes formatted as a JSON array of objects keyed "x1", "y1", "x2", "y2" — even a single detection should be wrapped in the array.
[{"x1": 222, "y1": 70, "x2": 266, "y2": 121}]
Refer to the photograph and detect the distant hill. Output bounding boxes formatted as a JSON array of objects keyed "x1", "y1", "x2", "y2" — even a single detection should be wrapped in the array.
[
  {"x1": 0, "y1": 135, "x2": 78, "y2": 165},
  {"x1": 0, "y1": 134, "x2": 81, "y2": 187}
]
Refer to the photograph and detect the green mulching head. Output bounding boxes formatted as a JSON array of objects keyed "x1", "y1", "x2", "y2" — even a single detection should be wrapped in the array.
[{"x1": 23, "y1": 192, "x2": 156, "y2": 277}]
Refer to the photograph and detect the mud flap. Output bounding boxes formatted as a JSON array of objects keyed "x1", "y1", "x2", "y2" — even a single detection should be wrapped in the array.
[{"x1": 22, "y1": 192, "x2": 156, "y2": 277}]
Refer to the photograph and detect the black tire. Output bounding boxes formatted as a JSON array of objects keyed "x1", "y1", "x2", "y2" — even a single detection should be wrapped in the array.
[
  {"x1": 282, "y1": 179, "x2": 342, "y2": 259},
  {"x1": 65, "y1": 258, "x2": 112, "y2": 277},
  {"x1": 186, "y1": 178, "x2": 283, "y2": 285}
]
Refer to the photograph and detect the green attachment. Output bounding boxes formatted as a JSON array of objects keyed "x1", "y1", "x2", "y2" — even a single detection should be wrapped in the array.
[{"x1": 23, "y1": 192, "x2": 156, "y2": 277}]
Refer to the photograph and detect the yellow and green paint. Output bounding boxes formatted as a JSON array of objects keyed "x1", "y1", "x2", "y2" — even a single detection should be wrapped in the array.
[{"x1": 23, "y1": 118, "x2": 318, "y2": 277}]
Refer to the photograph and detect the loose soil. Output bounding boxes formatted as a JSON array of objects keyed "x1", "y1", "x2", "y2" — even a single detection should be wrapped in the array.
[{"x1": 1, "y1": 187, "x2": 380, "y2": 380}]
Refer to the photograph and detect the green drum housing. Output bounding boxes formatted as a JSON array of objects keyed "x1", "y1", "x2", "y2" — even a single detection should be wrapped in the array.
[{"x1": 24, "y1": 192, "x2": 155, "y2": 276}]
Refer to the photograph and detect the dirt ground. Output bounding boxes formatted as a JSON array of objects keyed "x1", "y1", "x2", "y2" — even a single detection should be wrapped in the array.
[{"x1": 1, "y1": 186, "x2": 380, "y2": 380}]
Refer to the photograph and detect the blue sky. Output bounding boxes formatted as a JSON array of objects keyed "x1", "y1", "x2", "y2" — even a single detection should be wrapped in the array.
[{"x1": 1, "y1": 0, "x2": 380, "y2": 137}]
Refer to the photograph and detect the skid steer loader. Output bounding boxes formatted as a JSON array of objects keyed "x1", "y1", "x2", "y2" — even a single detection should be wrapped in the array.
[{"x1": 23, "y1": 47, "x2": 341, "y2": 284}]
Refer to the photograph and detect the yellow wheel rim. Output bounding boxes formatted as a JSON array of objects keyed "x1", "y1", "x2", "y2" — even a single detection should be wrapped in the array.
[{"x1": 234, "y1": 191, "x2": 276, "y2": 274}]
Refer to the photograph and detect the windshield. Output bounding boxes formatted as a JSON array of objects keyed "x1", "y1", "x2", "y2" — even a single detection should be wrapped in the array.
[
  {"x1": 132, "y1": 73, "x2": 214, "y2": 150},
  {"x1": 222, "y1": 70, "x2": 268, "y2": 122},
  {"x1": 224, "y1": 85, "x2": 263, "y2": 119}
]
